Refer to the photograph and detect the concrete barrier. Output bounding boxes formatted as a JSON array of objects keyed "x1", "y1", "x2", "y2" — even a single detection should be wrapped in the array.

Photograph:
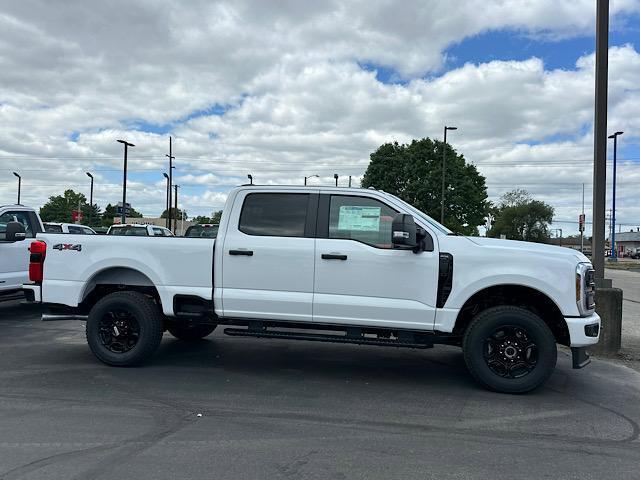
[{"x1": 589, "y1": 287, "x2": 623, "y2": 355}]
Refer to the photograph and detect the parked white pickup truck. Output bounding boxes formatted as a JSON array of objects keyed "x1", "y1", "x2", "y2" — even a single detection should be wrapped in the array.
[
  {"x1": 0, "y1": 204, "x2": 44, "y2": 296},
  {"x1": 20, "y1": 186, "x2": 600, "y2": 393}
]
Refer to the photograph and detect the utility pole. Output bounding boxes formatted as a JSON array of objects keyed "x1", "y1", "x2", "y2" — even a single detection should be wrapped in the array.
[
  {"x1": 166, "y1": 137, "x2": 175, "y2": 232},
  {"x1": 174, "y1": 184, "x2": 179, "y2": 235},
  {"x1": 348, "y1": 175, "x2": 352, "y2": 187},
  {"x1": 441, "y1": 125, "x2": 458, "y2": 224},
  {"x1": 591, "y1": 0, "x2": 609, "y2": 285},
  {"x1": 86, "y1": 172, "x2": 93, "y2": 226},
  {"x1": 117, "y1": 139, "x2": 135, "y2": 225},
  {"x1": 12, "y1": 172, "x2": 21, "y2": 204}
]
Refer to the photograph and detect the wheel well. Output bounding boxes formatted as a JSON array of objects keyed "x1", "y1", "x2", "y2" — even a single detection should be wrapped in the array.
[
  {"x1": 79, "y1": 267, "x2": 161, "y2": 313},
  {"x1": 453, "y1": 285, "x2": 570, "y2": 346}
]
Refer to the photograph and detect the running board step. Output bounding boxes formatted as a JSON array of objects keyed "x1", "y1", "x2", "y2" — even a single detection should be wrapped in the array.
[{"x1": 223, "y1": 327, "x2": 433, "y2": 349}]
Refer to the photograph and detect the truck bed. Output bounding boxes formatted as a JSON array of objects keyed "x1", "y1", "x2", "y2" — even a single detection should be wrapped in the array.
[{"x1": 35, "y1": 234, "x2": 215, "y2": 315}]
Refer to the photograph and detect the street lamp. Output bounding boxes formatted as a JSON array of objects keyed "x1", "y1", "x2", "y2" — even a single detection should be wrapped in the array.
[
  {"x1": 166, "y1": 138, "x2": 175, "y2": 231},
  {"x1": 117, "y1": 139, "x2": 135, "y2": 225},
  {"x1": 247, "y1": 174, "x2": 253, "y2": 185},
  {"x1": 304, "y1": 174, "x2": 319, "y2": 186},
  {"x1": 608, "y1": 130, "x2": 623, "y2": 260},
  {"x1": 173, "y1": 184, "x2": 179, "y2": 235},
  {"x1": 86, "y1": 172, "x2": 93, "y2": 225},
  {"x1": 334, "y1": 173, "x2": 338, "y2": 187},
  {"x1": 441, "y1": 125, "x2": 458, "y2": 224},
  {"x1": 163, "y1": 173, "x2": 170, "y2": 228},
  {"x1": 12, "y1": 172, "x2": 21, "y2": 204}
]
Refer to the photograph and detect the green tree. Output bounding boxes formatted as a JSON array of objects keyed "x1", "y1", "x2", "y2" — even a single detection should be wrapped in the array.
[
  {"x1": 489, "y1": 190, "x2": 554, "y2": 243},
  {"x1": 361, "y1": 138, "x2": 489, "y2": 235},
  {"x1": 39, "y1": 190, "x2": 100, "y2": 226},
  {"x1": 161, "y1": 208, "x2": 187, "y2": 220},
  {"x1": 192, "y1": 210, "x2": 222, "y2": 224},
  {"x1": 102, "y1": 203, "x2": 144, "y2": 227}
]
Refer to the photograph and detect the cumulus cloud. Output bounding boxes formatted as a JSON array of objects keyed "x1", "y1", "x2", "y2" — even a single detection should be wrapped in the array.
[{"x1": 1, "y1": 0, "x2": 640, "y2": 232}]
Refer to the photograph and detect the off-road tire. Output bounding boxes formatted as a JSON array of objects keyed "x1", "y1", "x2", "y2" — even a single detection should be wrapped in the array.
[
  {"x1": 86, "y1": 291, "x2": 164, "y2": 366},
  {"x1": 463, "y1": 305, "x2": 557, "y2": 393}
]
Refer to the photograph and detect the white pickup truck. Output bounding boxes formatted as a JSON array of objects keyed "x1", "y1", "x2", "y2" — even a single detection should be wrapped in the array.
[
  {"x1": 0, "y1": 204, "x2": 44, "y2": 296},
  {"x1": 20, "y1": 186, "x2": 600, "y2": 393}
]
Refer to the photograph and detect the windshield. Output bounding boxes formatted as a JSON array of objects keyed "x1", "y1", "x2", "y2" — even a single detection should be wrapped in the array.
[
  {"x1": 385, "y1": 193, "x2": 452, "y2": 234},
  {"x1": 108, "y1": 226, "x2": 148, "y2": 236},
  {"x1": 185, "y1": 225, "x2": 219, "y2": 238}
]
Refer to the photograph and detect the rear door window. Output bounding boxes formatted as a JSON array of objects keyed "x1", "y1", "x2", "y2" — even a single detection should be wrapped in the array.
[{"x1": 239, "y1": 193, "x2": 309, "y2": 237}]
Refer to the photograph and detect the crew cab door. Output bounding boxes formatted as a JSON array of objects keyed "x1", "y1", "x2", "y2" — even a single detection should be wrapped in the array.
[
  {"x1": 313, "y1": 193, "x2": 439, "y2": 330},
  {"x1": 220, "y1": 190, "x2": 318, "y2": 322},
  {"x1": 0, "y1": 210, "x2": 39, "y2": 292}
]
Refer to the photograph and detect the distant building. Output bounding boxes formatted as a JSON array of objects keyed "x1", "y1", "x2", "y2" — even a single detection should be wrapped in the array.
[
  {"x1": 615, "y1": 229, "x2": 640, "y2": 256},
  {"x1": 547, "y1": 236, "x2": 590, "y2": 254}
]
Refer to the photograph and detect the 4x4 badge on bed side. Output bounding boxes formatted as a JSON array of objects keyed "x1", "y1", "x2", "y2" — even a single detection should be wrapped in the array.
[{"x1": 52, "y1": 243, "x2": 82, "y2": 252}]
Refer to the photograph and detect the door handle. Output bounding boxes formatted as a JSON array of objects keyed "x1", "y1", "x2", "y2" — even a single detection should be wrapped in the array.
[
  {"x1": 229, "y1": 249, "x2": 253, "y2": 256},
  {"x1": 321, "y1": 253, "x2": 347, "y2": 260}
]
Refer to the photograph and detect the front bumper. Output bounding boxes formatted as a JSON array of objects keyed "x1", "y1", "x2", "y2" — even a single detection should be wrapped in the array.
[{"x1": 565, "y1": 312, "x2": 601, "y2": 347}]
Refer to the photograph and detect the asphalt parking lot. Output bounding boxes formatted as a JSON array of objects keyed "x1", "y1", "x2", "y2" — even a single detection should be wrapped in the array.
[{"x1": 1, "y1": 300, "x2": 639, "y2": 480}]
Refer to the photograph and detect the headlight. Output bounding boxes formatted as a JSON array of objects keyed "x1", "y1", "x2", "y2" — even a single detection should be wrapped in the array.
[{"x1": 576, "y1": 263, "x2": 595, "y2": 315}]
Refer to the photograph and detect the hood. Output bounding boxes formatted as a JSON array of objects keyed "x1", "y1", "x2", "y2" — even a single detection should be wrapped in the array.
[{"x1": 464, "y1": 236, "x2": 590, "y2": 263}]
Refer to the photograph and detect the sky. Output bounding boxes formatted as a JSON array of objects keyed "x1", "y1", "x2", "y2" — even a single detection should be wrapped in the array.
[{"x1": 1, "y1": 0, "x2": 640, "y2": 237}]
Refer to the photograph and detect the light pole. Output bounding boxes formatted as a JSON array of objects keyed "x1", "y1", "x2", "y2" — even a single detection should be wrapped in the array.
[
  {"x1": 86, "y1": 172, "x2": 93, "y2": 225},
  {"x1": 304, "y1": 174, "x2": 319, "y2": 186},
  {"x1": 247, "y1": 174, "x2": 253, "y2": 185},
  {"x1": 117, "y1": 139, "x2": 134, "y2": 225},
  {"x1": 166, "y1": 136, "x2": 175, "y2": 232},
  {"x1": 608, "y1": 130, "x2": 623, "y2": 260},
  {"x1": 163, "y1": 173, "x2": 170, "y2": 228},
  {"x1": 12, "y1": 172, "x2": 21, "y2": 204},
  {"x1": 441, "y1": 125, "x2": 458, "y2": 224},
  {"x1": 334, "y1": 173, "x2": 338, "y2": 187},
  {"x1": 173, "y1": 184, "x2": 179, "y2": 235}
]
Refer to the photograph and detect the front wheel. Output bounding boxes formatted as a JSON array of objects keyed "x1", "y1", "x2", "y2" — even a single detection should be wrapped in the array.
[
  {"x1": 86, "y1": 291, "x2": 164, "y2": 366},
  {"x1": 463, "y1": 306, "x2": 557, "y2": 393}
]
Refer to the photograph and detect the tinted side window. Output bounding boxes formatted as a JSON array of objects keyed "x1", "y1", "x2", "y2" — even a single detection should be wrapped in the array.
[
  {"x1": 0, "y1": 211, "x2": 36, "y2": 240},
  {"x1": 152, "y1": 227, "x2": 165, "y2": 236},
  {"x1": 328, "y1": 195, "x2": 397, "y2": 248},
  {"x1": 239, "y1": 193, "x2": 308, "y2": 237},
  {"x1": 44, "y1": 224, "x2": 63, "y2": 233},
  {"x1": 68, "y1": 225, "x2": 84, "y2": 234}
]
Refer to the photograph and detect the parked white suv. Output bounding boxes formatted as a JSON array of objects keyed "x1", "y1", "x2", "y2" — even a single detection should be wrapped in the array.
[
  {"x1": 0, "y1": 205, "x2": 44, "y2": 295},
  {"x1": 106, "y1": 224, "x2": 173, "y2": 236}
]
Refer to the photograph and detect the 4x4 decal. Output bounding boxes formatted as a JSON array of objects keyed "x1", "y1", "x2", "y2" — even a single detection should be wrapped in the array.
[{"x1": 52, "y1": 243, "x2": 82, "y2": 252}]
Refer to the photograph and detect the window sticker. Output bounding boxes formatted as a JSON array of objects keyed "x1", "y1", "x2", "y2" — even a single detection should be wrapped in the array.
[{"x1": 338, "y1": 206, "x2": 381, "y2": 231}]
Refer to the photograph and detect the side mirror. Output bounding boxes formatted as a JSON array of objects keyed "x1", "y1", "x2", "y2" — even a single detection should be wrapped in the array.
[
  {"x1": 5, "y1": 221, "x2": 26, "y2": 242},
  {"x1": 392, "y1": 213, "x2": 417, "y2": 249}
]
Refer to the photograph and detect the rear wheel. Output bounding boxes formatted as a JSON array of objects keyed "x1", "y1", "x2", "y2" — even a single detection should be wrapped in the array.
[
  {"x1": 463, "y1": 306, "x2": 557, "y2": 393},
  {"x1": 86, "y1": 291, "x2": 163, "y2": 366},
  {"x1": 167, "y1": 323, "x2": 216, "y2": 341}
]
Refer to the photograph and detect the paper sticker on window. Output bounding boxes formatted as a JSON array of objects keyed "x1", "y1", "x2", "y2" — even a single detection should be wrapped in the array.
[{"x1": 338, "y1": 206, "x2": 381, "y2": 231}]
